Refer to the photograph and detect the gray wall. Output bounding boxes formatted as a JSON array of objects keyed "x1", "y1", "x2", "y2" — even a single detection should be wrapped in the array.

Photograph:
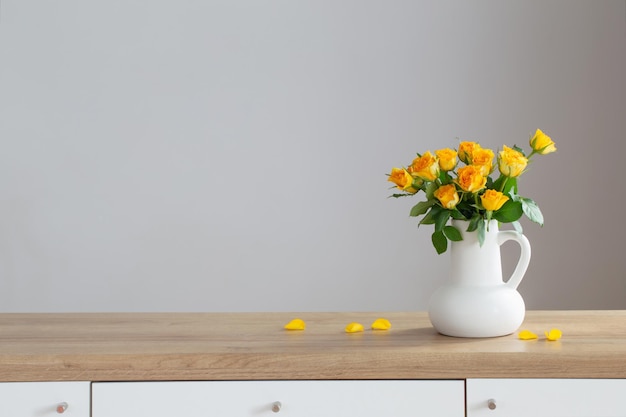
[{"x1": 0, "y1": 1, "x2": 624, "y2": 312}]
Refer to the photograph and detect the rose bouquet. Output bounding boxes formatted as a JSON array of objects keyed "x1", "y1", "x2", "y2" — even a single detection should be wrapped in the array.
[{"x1": 387, "y1": 129, "x2": 556, "y2": 254}]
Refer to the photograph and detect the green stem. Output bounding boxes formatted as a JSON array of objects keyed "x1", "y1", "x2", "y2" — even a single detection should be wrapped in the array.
[{"x1": 499, "y1": 176, "x2": 509, "y2": 193}]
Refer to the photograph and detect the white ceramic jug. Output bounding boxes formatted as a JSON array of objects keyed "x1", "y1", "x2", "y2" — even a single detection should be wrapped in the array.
[{"x1": 428, "y1": 219, "x2": 531, "y2": 338}]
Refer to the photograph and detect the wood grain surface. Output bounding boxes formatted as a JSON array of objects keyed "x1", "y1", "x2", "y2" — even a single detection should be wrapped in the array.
[{"x1": 0, "y1": 311, "x2": 624, "y2": 382}]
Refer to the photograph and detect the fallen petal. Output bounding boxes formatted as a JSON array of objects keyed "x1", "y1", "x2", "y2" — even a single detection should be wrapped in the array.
[
  {"x1": 518, "y1": 330, "x2": 538, "y2": 340},
  {"x1": 545, "y1": 328, "x2": 562, "y2": 341},
  {"x1": 284, "y1": 318, "x2": 306, "y2": 330},
  {"x1": 371, "y1": 318, "x2": 391, "y2": 330},
  {"x1": 345, "y1": 322, "x2": 364, "y2": 333}
]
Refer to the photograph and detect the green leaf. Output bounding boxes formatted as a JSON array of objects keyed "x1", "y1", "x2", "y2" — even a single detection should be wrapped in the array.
[
  {"x1": 432, "y1": 230, "x2": 448, "y2": 254},
  {"x1": 492, "y1": 176, "x2": 518, "y2": 196},
  {"x1": 520, "y1": 197, "x2": 544, "y2": 226},
  {"x1": 503, "y1": 177, "x2": 518, "y2": 196},
  {"x1": 492, "y1": 200, "x2": 523, "y2": 223},
  {"x1": 455, "y1": 201, "x2": 475, "y2": 220},
  {"x1": 492, "y1": 175, "x2": 506, "y2": 192},
  {"x1": 410, "y1": 199, "x2": 436, "y2": 217},
  {"x1": 434, "y1": 209, "x2": 451, "y2": 232},
  {"x1": 512, "y1": 220, "x2": 523, "y2": 233},
  {"x1": 477, "y1": 218, "x2": 486, "y2": 246},
  {"x1": 388, "y1": 193, "x2": 414, "y2": 198},
  {"x1": 443, "y1": 225, "x2": 463, "y2": 241},
  {"x1": 424, "y1": 181, "x2": 438, "y2": 199},
  {"x1": 450, "y1": 209, "x2": 466, "y2": 220},
  {"x1": 467, "y1": 214, "x2": 481, "y2": 232},
  {"x1": 419, "y1": 205, "x2": 442, "y2": 225}
]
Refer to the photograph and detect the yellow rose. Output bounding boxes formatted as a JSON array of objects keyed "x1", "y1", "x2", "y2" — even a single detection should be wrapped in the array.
[
  {"x1": 530, "y1": 129, "x2": 556, "y2": 155},
  {"x1": 435, "y1": 148, "x2": 458, "y2": 172},
  {"x1": 408, "y1": 151, "x2": 440, "y2": 181},
  {"x1": 456, "y1": 165, "x2": 487, "y2": 192},
  {"x1": 388, "y1": 167, "x2": 418, "y2": 193},
  {"x1": 434, "y1": 184, "x2": 460, "y2": 209},
  {"x1": 480, "y1": 189, "x2": 509, "y2": 211},
  {"x1": 471, "y1": 147, "x2": 495, "y2": 176},
  {"x1": 458, "y1": 141, "x2": 479, "y2": 164},
  {"x1": 498, "y1": 146, "x2": 528, "y2": 177}
]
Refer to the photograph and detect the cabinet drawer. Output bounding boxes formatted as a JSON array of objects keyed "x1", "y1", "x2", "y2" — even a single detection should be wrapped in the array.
[
  {"x1": 0, "y1": 381, "x2": 90, "y2": 417},
  {"x1": 467, "y1": 379, "x2": 626, "y2": 417},
  {"x1": 93, "y1": 380, "x2": 464, "y2": 417}
]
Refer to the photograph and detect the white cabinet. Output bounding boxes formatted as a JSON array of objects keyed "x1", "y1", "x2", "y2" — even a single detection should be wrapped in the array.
[
  {"x1": 92, "y1": 380, "x2": 465, "y2": 417},
  {"x1": 467, "y1": 379, "x2": 626, "y2": 417},
  {"x1": 0, "y1": 382, "x2": 90, "y2": 417},
  {"x1": 4, "y1": 378, "x2": 626, "y2": 416},
  {"x1": 6, "y1": 378, "x2": 625, "y2": 416}
]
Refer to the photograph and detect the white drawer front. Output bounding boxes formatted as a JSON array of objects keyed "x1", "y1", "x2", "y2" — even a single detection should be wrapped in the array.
[
  {"x1": 93, "y1": 380, "x2": 464, "y2": 417},
  {"x1": 0, "y1": 381, "x2": 90, "y2": 417},
  {"x1": 467, "y1": 379, "x2": 626, "y2": 417}
]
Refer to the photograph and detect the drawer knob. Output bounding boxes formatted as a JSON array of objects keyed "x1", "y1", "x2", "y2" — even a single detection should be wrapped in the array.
[
  {"x1": 271, "y1": 401, "x2": 282, "y2": 413},
  {"x1": 487, "y1": 399, "x2": 497, "y2": 410},
  {"x1": 56, "y1": 402, "x2": 69, "y2": 414}
]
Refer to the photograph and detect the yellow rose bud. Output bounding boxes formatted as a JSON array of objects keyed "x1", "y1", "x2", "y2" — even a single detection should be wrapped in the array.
[
  {"x1": 530, "y1": 129, "x2": 557, "y2": 155},
  {"x1": 498, "y1": 145, "x2": 528, "y2": 177},
  {"x1": 388, "y1": 167, "x2": 418, "y2": 193},
  {"x1": 458, "y1": 141, "x2": 480, "y2": 164},
  {"x1": 435, "y1": 148, "x2": 458, "y2": 171},
  {"x1": 434, "y1": 184, "x2": 460, "y2": 209},
  {"x1": 408, "y1": 151, "x2": 440, "y2": 182},
  {"x1": 456, "y1": 165, "x2": 487, "y2": 193},
  {"x1": 480, "y1": 189, "x2": 509, "y2": 211},
  {"x1": 471, "y1": 147, "x2": 495, "y2": 176}
]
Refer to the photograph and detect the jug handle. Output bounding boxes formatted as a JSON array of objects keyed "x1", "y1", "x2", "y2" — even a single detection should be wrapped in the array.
[{"x1": 497, "y1": 230, "x2": 531, "y2": 290}]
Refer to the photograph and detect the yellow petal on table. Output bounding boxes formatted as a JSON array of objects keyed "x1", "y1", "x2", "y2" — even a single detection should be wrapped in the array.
[
  {"x1": 345, "y1": 322, "x2": 365, "y2": 333},
  {"x1": 371, "y1": 318, "x2": 392, "y2": 330},
  {"x1": 518, "y1": 330, "x2": 538, "y2": 340},
  {"x1": 545, "y1": 328, "x2": 562, "y2": 341},
  {"x1": 284, "y1": 318, "x2": 306, "y2": 330}
]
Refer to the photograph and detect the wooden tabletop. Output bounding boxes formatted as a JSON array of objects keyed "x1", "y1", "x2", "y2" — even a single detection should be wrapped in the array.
[{"x1": 0, "y1": 311, "x2": 625, "y2": 382}]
